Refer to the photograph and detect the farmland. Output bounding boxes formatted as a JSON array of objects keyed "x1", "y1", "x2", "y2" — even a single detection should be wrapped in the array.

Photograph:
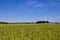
[{"x1": 0, "y1": 24, "x2": 60, "y2": 40}]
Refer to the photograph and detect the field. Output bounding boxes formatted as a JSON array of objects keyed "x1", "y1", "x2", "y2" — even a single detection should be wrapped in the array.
[{"x1": 0, "y1": 24, "x2": 60, "y2": 40}]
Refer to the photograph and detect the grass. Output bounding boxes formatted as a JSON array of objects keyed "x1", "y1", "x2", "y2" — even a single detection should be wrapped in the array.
[{"x1": 0, "y1": 24, "x2": 60, "y2": 40}]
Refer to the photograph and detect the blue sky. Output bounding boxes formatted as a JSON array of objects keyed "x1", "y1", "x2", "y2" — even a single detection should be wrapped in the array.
[{"x1": 0, "y1": 0, "x2": 60, "y2": 22}]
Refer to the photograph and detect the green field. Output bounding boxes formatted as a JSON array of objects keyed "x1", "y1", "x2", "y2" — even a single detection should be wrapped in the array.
[{"x1": 0, "y1": 24, "x2": 60, "y2": 40}]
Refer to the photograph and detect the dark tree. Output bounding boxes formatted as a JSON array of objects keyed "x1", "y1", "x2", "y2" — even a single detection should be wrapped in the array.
[
  {"x1": 36, "y1": 21, "x2": 49, "y2": 24},
  {"x1": 0, "y1": 22, "x2": 8, "y2": 24}
]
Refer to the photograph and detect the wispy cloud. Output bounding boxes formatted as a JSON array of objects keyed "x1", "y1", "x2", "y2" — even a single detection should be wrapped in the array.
[
  {"x1": 48, "y1": 2, "x2": 60, "y2": 7},
  {"x1": 16, "y1": 0, "x2": 60, "y2": 10},
  {"x1": 50, "y1": 2, "x2": 60, "y2": 6},
  {"x1": 33, "y1": 3, "x2": 45, "y2": 8},
  {"x1": 16, "y1": 6, "x2": 24, "y2": 10},
  {"x1": 17, "y1": 1, "x2": 45, "y2": 10},
  {"x1": 46, "y1": 0, "x2": 60, "y2": 7},
  {"x1": 24, "y1": 1, "x2": 45, "y2": 8}
]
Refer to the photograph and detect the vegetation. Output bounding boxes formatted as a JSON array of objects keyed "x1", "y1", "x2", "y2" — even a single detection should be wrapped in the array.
[
  {"x1": 36, "y1": 21, "x2": 49, "y2": 24},
  {"x1": 0, "y1": 21, "x2": 60, "y2": 24},
  {"x1": 0, "y1": 24, "x2": 60, "y2": 40},
  {"x1": 0, "y1": 22, "x2": 8, "y2": 24},
  {"x1": 0, "y1": 22, "x2": 35, "y2": 24}
]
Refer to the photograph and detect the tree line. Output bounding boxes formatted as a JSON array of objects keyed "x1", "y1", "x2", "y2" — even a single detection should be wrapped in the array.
[{"x1": 0, "y1": 21, "x2": 49, "y2": 24}]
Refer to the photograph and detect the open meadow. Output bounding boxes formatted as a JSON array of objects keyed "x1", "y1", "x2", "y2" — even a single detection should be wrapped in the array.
[{"x1": 0, "y1": 24, "x2": 60, "y2": 40}]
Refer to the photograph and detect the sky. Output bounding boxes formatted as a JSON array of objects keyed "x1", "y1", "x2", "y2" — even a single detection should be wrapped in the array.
[{"x1": 0, "y1": 0, "x2": 60, "y2": 22}]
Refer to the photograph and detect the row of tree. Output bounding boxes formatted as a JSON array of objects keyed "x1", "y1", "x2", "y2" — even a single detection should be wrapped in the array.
[
  {"x1": 0, "y1": 21, "x2": 49, "y2": 24},
  {"x1": 0, "y1": 22, "x2": 8, "y2": 24}
]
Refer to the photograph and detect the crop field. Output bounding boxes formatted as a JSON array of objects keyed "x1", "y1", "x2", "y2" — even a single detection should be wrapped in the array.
[{"x1": 0, "y1": 24, "x2": 60, "y2": 40}]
